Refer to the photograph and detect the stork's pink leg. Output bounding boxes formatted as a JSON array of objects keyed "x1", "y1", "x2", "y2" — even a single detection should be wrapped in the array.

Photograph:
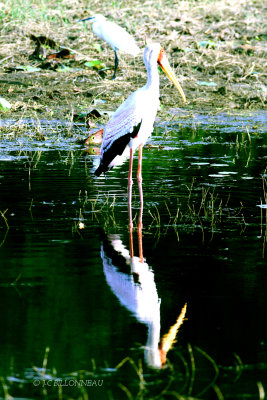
[
  {"x1": 129, "y1": 207, "x2": 134, "y2": 259},
  {"x1": 128, "y1": 148, "x2": 133, "y2": 230},
  {"x1": 137, "y1": 174, "x2": 143, "y2": 228},
  {"x1": 128, "y1": 147, "x2": 134, "y2": 187},
  {"x1": 137, "y1": 192, "x2": 144, "y2": 263},
  {"x1": 137, "y1": 144, "x2": 144, "y2": 260},
  {"x1": 137, "y1": 144, "x2": 144, "y2": 215},
  {"x1": 137, "y1": 144, "x2": 143, "y2": 183}
]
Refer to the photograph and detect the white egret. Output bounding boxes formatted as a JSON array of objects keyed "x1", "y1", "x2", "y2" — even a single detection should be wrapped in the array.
[
  {"x1": 94, "y1": 41, "x2": 186, "y2": 205},
  {"x1": 80, "y1": 13, "x2": 140, "y2": 79}
]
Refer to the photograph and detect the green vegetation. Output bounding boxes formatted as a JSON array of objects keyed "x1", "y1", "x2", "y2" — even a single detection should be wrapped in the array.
[{"x1": 1, "y1": 343, "x2": 266, "y2": 399}]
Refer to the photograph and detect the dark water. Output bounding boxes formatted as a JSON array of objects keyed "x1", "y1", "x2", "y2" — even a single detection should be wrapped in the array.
[{"x1": 0, "y1": 112, "x2": 266, "y2": 399}]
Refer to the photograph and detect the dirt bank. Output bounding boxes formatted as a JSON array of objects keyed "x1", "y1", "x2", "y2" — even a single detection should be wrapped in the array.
[{"x1": 0, "y1": 0, "x2": 266, "y2": 125}]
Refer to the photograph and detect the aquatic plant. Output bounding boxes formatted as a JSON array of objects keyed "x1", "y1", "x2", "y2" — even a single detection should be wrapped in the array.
[{"x1": 1, "y1": 343, "x2": 265, "y2": 400}]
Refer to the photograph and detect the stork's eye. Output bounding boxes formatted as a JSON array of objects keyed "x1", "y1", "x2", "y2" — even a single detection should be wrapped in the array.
[{"x1": 157, "y1": 48, "x2": 165, "y2": 63}]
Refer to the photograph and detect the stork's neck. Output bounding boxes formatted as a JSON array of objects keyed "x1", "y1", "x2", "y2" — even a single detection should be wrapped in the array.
[
  {"x1": 144, "y1": 309, "x2": 162, "y2": 368},
  {"x1": 144, "y1": 61, "x2": 160, "y2": 94}
]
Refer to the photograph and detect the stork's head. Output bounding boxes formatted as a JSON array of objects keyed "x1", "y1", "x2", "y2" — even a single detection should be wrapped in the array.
[
  {"x1": 79, "y1": 13, "x2": 106, "y2": 23},
  {"x1": 144, "y1": 41, "x2": 186, "y2": 103}
]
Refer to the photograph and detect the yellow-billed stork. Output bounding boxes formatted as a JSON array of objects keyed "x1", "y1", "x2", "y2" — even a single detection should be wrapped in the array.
[{"x1": 94, "y1": 42, "x2": 186, "y2": 201}]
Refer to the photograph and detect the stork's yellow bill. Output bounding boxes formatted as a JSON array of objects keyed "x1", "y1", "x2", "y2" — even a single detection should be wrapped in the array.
[{"x1": 157, "y1": 48, "x2": 186, "y2": 103}]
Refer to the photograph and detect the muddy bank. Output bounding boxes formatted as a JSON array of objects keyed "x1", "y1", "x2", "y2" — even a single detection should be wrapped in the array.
[{"x1": 0, "y1": 0, "x2": 266, "y2": 124}]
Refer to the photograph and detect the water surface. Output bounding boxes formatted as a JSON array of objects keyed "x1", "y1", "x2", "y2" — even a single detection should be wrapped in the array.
[{"x1": 0, "y1": 111, "x2": 266, "y2": 399}]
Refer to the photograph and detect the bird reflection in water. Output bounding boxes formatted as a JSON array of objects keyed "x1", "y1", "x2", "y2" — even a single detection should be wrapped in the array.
[{"x1": 101, "y1": 199, "x2": 187, "y2": 368}]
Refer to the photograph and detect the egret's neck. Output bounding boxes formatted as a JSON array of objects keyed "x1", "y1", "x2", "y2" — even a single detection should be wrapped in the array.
[{"x1": 145, "y1": 61, "x2": 160, "y2": 94}]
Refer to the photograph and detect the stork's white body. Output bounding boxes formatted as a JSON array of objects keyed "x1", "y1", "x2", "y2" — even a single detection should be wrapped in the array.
[
  {"x1": 102, "y1": 87, "x2": 159, "y2": 169},
  {"x1": 95, "y1": 43, "x2": 161, "y2": 176}
]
